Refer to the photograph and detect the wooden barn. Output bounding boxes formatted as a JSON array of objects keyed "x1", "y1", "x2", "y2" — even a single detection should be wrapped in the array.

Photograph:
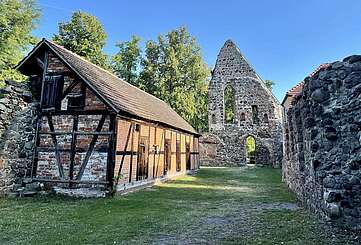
[{"x1": 15, "y1": 39, "x2": 200, "y2": 195}]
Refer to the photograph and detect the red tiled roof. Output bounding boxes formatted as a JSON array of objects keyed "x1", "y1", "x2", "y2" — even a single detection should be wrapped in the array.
[{"x1": 282, "y1": 63, "x2": 330, "y2": 105}]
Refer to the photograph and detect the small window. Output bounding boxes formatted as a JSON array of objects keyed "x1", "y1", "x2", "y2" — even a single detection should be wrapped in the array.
[
  {"x1": 67, "y1": 92, "x2": 85, "y2": 110},
  {"x1": 252, "y1": 105, "x2": 259, "y2": 124},
  {"x1": 224, "y1": 84, "x2": 235, "y2": 124},
  {"x1": 42, "y1": 75, "x2": 64, "y2": 110},
  {"x1": 263, "y1": 114, "x2": 269, "y2": 123},
  {"x1": 211, "y1": 114, "x2": 216, "y2": 124},
  {"x1": 240, "y1": 112, "x2": 246, "y2": 121}
]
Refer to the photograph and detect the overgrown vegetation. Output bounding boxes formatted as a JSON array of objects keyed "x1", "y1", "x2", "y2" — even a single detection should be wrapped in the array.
[
  {"x1": 112, "y1": 27, "x2": 210, "y2": 132},
  {"x1": 0, "y1": 0, "x2": 40, "y2": 81},
  {"x1": 0, "y1": 167, "x2": 358, "y2": 244},
  {"x1": 53, "y1": 11, "x2": 109, "y2": 69}
]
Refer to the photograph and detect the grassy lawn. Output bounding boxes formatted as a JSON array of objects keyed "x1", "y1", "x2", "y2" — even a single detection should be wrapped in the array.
[{"x1": 0, "y1": 167, "x2": 359, "y2": 244}]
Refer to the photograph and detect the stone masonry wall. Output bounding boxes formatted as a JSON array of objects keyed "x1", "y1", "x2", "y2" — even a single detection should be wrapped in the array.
[
  {"x1": 202, "y1": 40, "x2": 283, "y2": 166},
  {"x1": 0, "y1": 80, "x2": 37, "y2": 195},
  {"x1": 283, "y1": 55, "x2": 361, "y2": 230}
]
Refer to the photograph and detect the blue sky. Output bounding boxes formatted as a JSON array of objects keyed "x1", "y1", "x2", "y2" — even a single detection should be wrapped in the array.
[{"x1": 33, "y1": 0, "x2": 361, "y2": 101}]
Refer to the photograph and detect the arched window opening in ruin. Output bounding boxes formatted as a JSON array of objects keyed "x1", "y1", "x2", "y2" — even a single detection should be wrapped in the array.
[
  {"x1": 211, "y1": 114, "x2": 216, "y2": 124},
  {"x1": 224, "y1": 85, "x2": 235, "y2": 124},
  {"x1": 263, "y1": 113, "x2": 269, "y2": 123},
  {"x1": 246, "y1": 136, "x2": 256, "y2": 164},
  {"x1": 240, "y1": 112, "x2": 246, "y2": 121},
  {"x1": 252, "y1": 105, "x2": 259, "y2": 124}
]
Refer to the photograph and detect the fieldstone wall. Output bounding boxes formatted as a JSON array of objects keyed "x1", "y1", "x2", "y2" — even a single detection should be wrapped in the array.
[
  {"x1": 0, "y1": 80, "x2": 37, "y2": 195},
  {"x1": 283, "y1": 55, "x2": 361, "y2": 230},
  {"x1": 201, "y1": 40, "x2": 283, "y2": 166}
]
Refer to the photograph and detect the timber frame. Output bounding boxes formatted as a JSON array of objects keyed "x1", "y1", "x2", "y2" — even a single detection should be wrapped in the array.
[{"x1": 16, "y1": 38, "x2": 201, "y2": 195}]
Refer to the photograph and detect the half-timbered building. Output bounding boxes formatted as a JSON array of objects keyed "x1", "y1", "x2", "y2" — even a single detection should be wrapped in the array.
[{"x1": 15, "y1": 38, "x2": 200, "y2": 195}]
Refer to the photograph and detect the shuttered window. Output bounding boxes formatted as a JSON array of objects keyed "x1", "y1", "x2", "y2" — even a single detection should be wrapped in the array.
[{"x1": 42, "y1": 75, "x2": 63, "y2": 110}]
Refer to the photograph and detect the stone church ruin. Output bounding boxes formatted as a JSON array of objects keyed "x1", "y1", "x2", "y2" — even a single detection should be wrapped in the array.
[{"x1": 200, "y1": 40, "x2": 283, "y2": 167}]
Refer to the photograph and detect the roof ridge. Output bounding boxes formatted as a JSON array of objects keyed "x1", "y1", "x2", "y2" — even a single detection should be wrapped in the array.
[{"x1": 45, "y1": 39, "x2": 172, "y2": 108}]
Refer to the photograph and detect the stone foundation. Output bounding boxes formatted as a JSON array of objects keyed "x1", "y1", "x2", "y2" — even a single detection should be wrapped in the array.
[{"x1": 283, "y1": 55, "x2": 361, "y2": 230}]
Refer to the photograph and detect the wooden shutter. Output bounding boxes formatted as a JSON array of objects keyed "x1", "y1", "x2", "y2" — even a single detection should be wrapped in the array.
[{"x1": 42, "y1": 75, "x2": 63, "y2": 109}]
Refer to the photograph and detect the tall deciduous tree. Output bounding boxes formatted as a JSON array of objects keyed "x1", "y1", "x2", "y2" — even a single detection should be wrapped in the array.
[
  {"x1": 138, "y1": 27, "x2": 210, "y2": 132},
  {"x1": 112, "y1": 35, "x2": 141, "y2": 85},
  {"x1": 53, "y1": 11, "x2": 109, "y2": 69},
  {"x1": 0, "y1": 0, "x2": 40, "y2": 82}
]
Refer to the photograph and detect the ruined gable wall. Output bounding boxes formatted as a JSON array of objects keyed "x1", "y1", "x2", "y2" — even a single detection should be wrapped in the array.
[
  {"x1": 283, "y1": 55, "x2": 361, "y2": 230},
  {"x1": 203, "y1": 40, "x2": 283, "y2": 166}
]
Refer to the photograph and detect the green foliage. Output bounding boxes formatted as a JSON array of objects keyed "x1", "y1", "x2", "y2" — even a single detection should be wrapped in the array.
[
  {"x1": 264, "y1": 79, "x2": 275, "y2": 91},
  {"x1": 111, "y1": 35, "x2": 141, "y2": 85},
  {"x1": 115, "y1": 27, "x2": 210, "y2": 132},
  {"x1": 246, "y1": 136, "x2": 256, "y2": 154},
  {"x1": 224, "y1": 85, "x2": 235, "y2": 123},
  {"x1": 140, "y1": 27, "x2": 210, "y2": 132},
  {"x1": 0, "y1": 0, "x2": 40, "y2": 81},
  {"x1": 53, "y1": 11, "x2": 109, "y2": 69}
]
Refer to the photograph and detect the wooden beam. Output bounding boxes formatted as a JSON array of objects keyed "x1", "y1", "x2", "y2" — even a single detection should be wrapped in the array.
[
  {"x1": 128, "y1": 122, "x2": 135, "y2": 183},
  {"x1": 42, "y1": 110, "x2": 111, "y2": 116},
  {"x1": 61, "y1": 80, "x2": 79, "y2": 100},
  {"x1": 32, "y1": 178, "x2": 108, "y2": 185},
  {"x1": 36, "y1": 57, "x2": 45, "y2": 70},
  {"x1": 69, "y1": 114, "x2": 79, "y2": 185},
  {"x1": 115, "y1": 123, "x2": 133, "y2": 186},
  {"x1": 116, "y1": 150, "x2": 137, "y2": 155},
  {"x1": 152, "y1": 127, "x2": 157, "y2": 179},
  {"x1": 31, "y1": 51, "x2": 48, "y2": 178},
  {"x1": 135, "y1": 124, "x2": 141, "y2": 181},
  {"x1": 39, "y1": 131, "x2": 113, "y2": 136},
  {"x1": 106, "y1": 114, "x2": 116, "y2": 190},
  {"x1": 47, "y1": 115, "x2": 65, "y2": 179},
  {"x1": 76, "y1": 115, "x2": 106, "y2": 181}
]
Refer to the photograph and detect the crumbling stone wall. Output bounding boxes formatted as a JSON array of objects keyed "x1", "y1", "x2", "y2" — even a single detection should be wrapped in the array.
[
  {"x1": 0, "y1": 80, "x2": 37, "y2": 195},
  {"x1": 283, "y1": 55, "x2": 361, "y2": 230},
  {"x1": 201, "y1": 40, "x2": 283, "y2": 166}
]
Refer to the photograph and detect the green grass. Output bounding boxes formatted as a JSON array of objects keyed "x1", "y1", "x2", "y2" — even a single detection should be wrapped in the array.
[{"x1": 0, "y1": 167, "x2": 358, "y2": 244}]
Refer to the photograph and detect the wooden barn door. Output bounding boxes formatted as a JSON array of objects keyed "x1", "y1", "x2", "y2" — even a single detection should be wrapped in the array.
[
  {"x1": 164, "y1": 139, "x2": 171, "y2": 175},
  {"x1": 137, "y1": 137, "x2": 149, "y2": 181},
  {"x1": 186, "y1": 142, "x2": 191, "y2": 170}
]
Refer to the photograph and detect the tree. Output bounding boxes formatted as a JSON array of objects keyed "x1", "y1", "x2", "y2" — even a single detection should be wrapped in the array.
[
  {"x1": 138, "y1": 27, "x2": 210, "y2": 132},
  {"x1": 53, "y1": 11, "x2": 109, "y2": 69},
  {"x1": 112, "y1": 35, "x2": 141, "y2": 85},
  {"x1": 0, "y1": 0, "x2": 40, "y2": 82},
  {"x1": 264, "y1": 79, "x2": 275, "y2": 91}
]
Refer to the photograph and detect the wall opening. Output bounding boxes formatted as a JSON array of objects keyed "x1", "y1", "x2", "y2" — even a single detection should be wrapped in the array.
[
  {"x1": 186, "y1": 142, "x2": 191, "y2": 170},
  {"x1": 224, "y1": 84, "x2": 235, "y2": 124},
  {"x1": 240, "y1": 112, "x2": 246, "y2": 121},
  {"x1": 246, "y1": 136, "x2": 256, "y2": 164},
  {"x1": 251, "y1": 105, "x2": 259, "y2": 124},
  {"x1": 176, "y1": 139, "x2": 181, "y2": 172},
  {"x1": 164, "y1": 139, "x2": 171, "y2": 175},
  {"x1": 211, "y1": 114, "x2": 216, "y2": 124},
  {"x1": 136, "y1": 136, "x2": 149, "y2": 181},
  {"x1": 263, "y1": 113, "x2": 269, "y2": 123}
]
